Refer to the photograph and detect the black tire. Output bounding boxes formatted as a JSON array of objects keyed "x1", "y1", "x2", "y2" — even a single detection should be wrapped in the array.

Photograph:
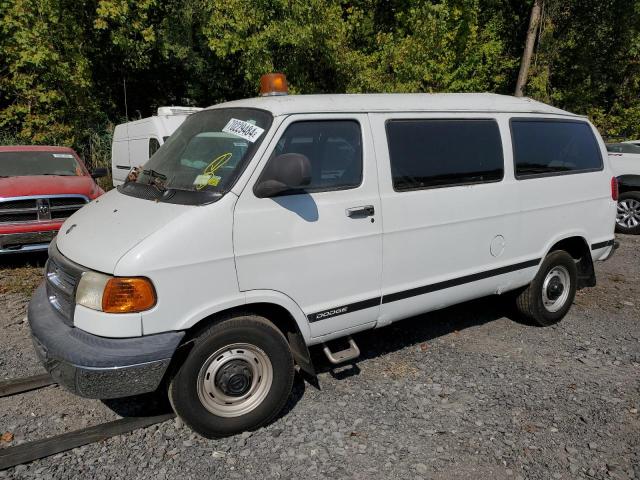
[
  {"x1": 514, "y1": 250, "x2": 577, "y2": 326},
  {"x1": 615, "y1": 191, "x2": 640, "y2": 235},
  {"x1": 169, "y1": 314, "x2": 294, "y2": 438}
]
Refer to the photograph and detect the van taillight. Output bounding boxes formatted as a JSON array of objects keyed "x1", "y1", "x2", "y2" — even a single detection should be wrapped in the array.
[{"x1": 611, "y1": 177, "x2": 619, "y2": 201}]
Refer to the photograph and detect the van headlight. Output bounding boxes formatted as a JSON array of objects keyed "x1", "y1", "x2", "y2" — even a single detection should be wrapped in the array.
[{"x1": 76, "y1": 272, "x2": 157, "y2": 313}]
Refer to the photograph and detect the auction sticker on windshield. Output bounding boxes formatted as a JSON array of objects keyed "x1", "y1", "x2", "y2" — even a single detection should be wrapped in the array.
[{"x1": 222, "y1": 119, "x2": 265, "y2": 143}]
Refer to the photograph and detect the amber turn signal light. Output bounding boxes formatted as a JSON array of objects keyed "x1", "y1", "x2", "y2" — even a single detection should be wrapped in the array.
[
  {"x1": 102, "y1": 277, "x2": 156, "y2": 313},
  {"x1": 260, "y1": 73, "x2": 288, "y2": 96}
]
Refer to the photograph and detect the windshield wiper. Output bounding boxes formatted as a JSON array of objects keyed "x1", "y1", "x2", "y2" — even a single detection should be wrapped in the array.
[
  {"x1": 141, "y1": 169, "x2": 168, "y2": 191},
  {"x1": 142, "y1": 169, "x2": 167, "y2": 180}
]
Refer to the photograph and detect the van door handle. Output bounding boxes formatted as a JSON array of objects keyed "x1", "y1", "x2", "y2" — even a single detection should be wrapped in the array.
[{"x1": 346, "y1": 205, "x2": 375, "y2": 218}]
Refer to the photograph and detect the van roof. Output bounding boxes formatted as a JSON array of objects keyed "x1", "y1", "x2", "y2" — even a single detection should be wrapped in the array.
[{"x1": 206, "y1": 93, "x2": 578, "y2": 117}]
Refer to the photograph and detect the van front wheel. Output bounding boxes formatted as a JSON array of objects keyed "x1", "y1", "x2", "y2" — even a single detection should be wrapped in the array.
[
  {"x1": 169, "y1": 315, "x2": 294, "y2": 438},
  {"x1": 514, "y1": 250, "x2": 577, "y2": 326}
]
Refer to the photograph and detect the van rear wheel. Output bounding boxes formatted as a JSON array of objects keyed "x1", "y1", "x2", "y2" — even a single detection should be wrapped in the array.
[
  {"x1": 514, "y1": 250, "x2": 577, "y2": 326},
  {"x1": 169, "y1": 314, "x2": 294, "y2": 438}
]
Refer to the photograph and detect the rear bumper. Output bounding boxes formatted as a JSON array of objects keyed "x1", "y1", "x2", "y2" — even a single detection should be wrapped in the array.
[
  {"x1": 591, "y1": 238, "x2": 618, "y2": 262},
  {"x1": 29, "y1": 283, "x2": 184, "y2": 399}
]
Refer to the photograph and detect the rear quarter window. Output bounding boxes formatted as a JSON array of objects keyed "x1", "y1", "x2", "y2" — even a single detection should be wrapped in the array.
[{"x1": 511, "y1": 119, "x2": 603, "y2": 178}]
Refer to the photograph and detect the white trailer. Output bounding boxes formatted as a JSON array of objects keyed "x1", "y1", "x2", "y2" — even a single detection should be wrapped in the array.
[{"x1": 111, "y1": 106, "x2": 201, "y2": 186}]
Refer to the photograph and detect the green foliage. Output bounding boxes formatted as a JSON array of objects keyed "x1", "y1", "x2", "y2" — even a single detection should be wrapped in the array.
[
  {"x1": 94, "y1": 0, "x2": 158, "y2": 70},
  {"x1": 203, "y1": 0, "x2": 518, "y2": 94},
  {"x1": 527, "y1": 0, "x2": 640, "y2": 138},
  {"x1": 0, "y1": 0, "x2": 639, "y2": 160},
  {"x1": 343, "y1": 0, "x2": 518, "y2": 93},
  {"x1": 0, "y1": 0, "x2": 99, "y2": 145}
]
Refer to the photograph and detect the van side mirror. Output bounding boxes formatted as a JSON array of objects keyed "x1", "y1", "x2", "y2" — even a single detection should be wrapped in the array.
[
  {"x1": 254, "y1": 153, "x2": 312, "y2": 198},
  {"x1": 91, "y1": 167, "x2": 108, "y2": 179}
]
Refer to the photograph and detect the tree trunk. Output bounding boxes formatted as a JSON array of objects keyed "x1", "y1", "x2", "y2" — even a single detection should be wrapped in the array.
[{"x1": 515, "y1": 0, "x2": 542, "y2": 97}]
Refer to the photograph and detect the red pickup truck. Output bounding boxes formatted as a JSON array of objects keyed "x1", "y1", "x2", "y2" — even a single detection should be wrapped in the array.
[{"x1": 0, "y1": 146, "x2": 106, "y2": 254}]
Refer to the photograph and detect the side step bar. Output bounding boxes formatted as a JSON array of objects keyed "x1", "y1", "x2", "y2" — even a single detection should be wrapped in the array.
[{"x1": 322, "y1": 337, "x2": 360, "y2": 365}]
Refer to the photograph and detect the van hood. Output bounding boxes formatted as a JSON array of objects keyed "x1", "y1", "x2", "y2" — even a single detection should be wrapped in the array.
[{"x1": 56, "y1": 189, "x2": 193, "y2": 273}]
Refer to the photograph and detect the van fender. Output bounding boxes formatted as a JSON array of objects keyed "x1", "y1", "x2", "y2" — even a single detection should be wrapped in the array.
[
  {"x1": 174, "y1": 289, "x2": 315, "y2": 377},
  {"x1": 539, "y1": 229, "x2": 590, "y2": 261},
  {"x1": 537, "y1": 229, "x2": 596, "y2": 288},
  {"x1": 244, "y1": 290, "x2": 316, "y2": 379},
  {"x1": 175, "y1": 290, "x2": 311, "y2": 341},
  {"x1": 176, "y1": 294, "x2": 248, "y2": 331},
  {"x1": 243, "y1": 289, "x2": 312, "y2": 342}
]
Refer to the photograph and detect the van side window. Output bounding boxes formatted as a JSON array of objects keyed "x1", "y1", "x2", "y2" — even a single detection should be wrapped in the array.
[
  {"x1": 149, "y1": 138, "x2": 161, "y2": 158},
  {"x1": 386, "y1": 119, "x2": 504, "y2": 191},
  {"x1": 511, "y1": 119, "x2": 603, "y2": 178},
  {"x1": 268, "y1": 120, "x2": 362, "y2": 192}
]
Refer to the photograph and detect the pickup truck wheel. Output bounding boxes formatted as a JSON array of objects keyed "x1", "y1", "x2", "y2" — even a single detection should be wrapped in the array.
[
  {"x1": 616, "y1": 191, "x2": 640, "y2": 234},
  {"x1": 514, "y1": 250, "x2": 577, "y2": 326},
  {"x1": 169, "y1": 315, "x2": 294, "y2": 438}
]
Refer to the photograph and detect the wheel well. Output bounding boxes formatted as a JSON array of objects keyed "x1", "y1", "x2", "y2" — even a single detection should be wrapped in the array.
[
  {"x1": 619, "y1": 186, "x2": 640, "y2": 196},
  {"x1": 548, "y1": 236, "x2": 595, "y2": 289},
  {"x1": 181, "y1": 303, "x2": 316, "y2": 377},
  {"x1": 617, "y1": 175, "x2": 640, "y2": 194}
]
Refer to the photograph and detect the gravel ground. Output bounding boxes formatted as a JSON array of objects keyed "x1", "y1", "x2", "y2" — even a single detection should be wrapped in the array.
[{"x1": 0, "y1": 235, "x2": 638, "y2": 479}]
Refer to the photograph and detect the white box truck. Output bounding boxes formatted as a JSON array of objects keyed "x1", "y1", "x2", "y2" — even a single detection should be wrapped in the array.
[{"x1": 111, "y1": 106, "x2": 201, "y2": 186}]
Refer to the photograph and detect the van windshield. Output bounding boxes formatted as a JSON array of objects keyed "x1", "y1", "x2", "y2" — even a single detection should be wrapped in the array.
[{"x1": 120, "y1": 108, "x2": 272, "y2": 204}]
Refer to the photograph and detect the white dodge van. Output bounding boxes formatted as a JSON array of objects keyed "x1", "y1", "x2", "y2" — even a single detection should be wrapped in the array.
[
  {"x1": 111, "y1": 106, "x2": 202, "y2": 186},
  {"x1": 29, "y1": 81, "x2": 617, "y2": 438}
]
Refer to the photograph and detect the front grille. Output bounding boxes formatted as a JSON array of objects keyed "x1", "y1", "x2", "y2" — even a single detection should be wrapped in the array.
[
  {"x1": 49, "y1": 197, "x2": 86, "y2": 208},
  {"x1": 1, "y1": 199, "x2": 38, "y2": 209},
  {"x1": 2, "y1": 213, "x2": 37, "y2": 223},
  {"x1": 46, "y1": 259, "x2": 77, "y2": 324},
  {"x1": 46, "y1": 245, "x2": 84, "y2": 325},
  {"x1": 0, "y1": 196, "x2": 88, "y2": 224},
  {"x1": 51, "y1": 210, "x2": 74, "y2": 220},
  {"x1": 0, "y1": 199, "x2": 38, "y2": 223}
]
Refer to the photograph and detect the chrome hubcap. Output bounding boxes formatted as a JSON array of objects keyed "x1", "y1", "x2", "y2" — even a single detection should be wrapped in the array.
[
  {"x1": 542, "y1": 266, "x2": 571, "y2": 313},
  {"x1": 215, "y1": 359, "x2": 253, "y2": 396},
  {"x1": 617, "y1": 199, "x2": 640, "y2": 229},
  {"x1": 197, "y1": 343, "x2": 273, "y2": 418}
]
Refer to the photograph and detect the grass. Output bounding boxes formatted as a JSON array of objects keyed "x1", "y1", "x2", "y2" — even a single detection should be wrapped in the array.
[{"x1": 0, "y1": 258, "x2": 46, "y2": 296}]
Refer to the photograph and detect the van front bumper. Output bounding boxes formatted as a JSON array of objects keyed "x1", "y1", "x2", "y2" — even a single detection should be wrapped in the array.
[{"x1": 28, "y1": 283, "x2": 184, "y2": 399}]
